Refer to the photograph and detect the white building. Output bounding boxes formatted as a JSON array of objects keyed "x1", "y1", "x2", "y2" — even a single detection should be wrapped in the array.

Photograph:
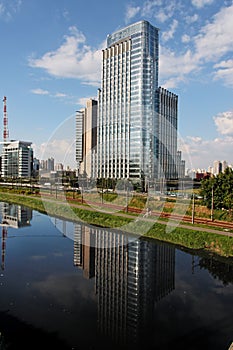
[{"x1": 1, "y1": 140, "x2": 33, "y2": 178}]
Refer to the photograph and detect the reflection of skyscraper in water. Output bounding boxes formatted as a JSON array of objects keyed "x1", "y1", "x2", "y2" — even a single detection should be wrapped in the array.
[
  {"x1": 0, "y1": 203, "x2": 33, "y2": 270},
  {"x1": 1, "y1": 203, "x2": 32, "y2": 229},
  {"x1": 74, "y1": 224, "x2": 96, "y2": 279},
  {"x1": 74, "y1": 223, "x2": 175, "y2": 347},
  {"x1": 126, "y1": 240, "x2": 175, "y2": 346}
]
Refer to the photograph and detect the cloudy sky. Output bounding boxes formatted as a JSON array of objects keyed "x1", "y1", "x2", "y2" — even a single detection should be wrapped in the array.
[{"x1": 0, "y1": 0, "x2": 233, "y2": 170}]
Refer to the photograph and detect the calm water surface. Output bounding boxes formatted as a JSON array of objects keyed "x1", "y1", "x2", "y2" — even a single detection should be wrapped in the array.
[{"x1": 0, "y1": 202, "x2": 232, "y2": 349}]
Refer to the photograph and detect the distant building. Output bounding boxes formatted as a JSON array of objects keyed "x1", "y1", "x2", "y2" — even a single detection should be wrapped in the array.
[
  {"x1": 195, "y1": 172, "x2": 212, "y2": 180},
  {"x1": 76, "y1": 99, "x2": 97, "y2": 178},
  {"x1": 176, "y1": 151, "x2": 185, "y2": 178},
  {"x1": 39, "y1": 159, "x2": 46, "y2": 170},
  {"x1": 33, "y1": 157, "x2": 40, "y2": 177},
  {"x1": 39, "y1": 157, "x2": 55, "y2": 172},
  {"x1": 212, "y1": 160, "x2": 228, "y2": 176},
  {"x1": 221, "y1": 160, "x2": 228, "y2": 172},
  {"x1": 1, "y1": 140, "x2": 33, "y2": 178},
  {"x1": 208, "y1": 166, "x2": 213, "y2": 174},
  {"x1": 46, "y1": 157, "x2": 54, "y2": 171},
  {"x1": 55, "y1": 163, "x2": 64, "y2": 171},
  {"x1": 213, "y1": 160, "x2": 221, "y2": 175}
]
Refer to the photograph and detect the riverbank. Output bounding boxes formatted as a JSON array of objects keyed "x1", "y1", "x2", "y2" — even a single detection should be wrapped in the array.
[{"x1": 0, "y1": 191, "x2": 233, "y2": 258}]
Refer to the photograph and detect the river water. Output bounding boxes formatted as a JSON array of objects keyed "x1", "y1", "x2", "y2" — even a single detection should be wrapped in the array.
[{"x1": 0, "y1": 202, "x2": 232, "y2": 349}]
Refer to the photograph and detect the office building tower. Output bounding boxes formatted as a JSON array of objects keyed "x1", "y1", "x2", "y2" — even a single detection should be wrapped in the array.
[
  {"x1": 76, "y1": 99, "x2": 97, "y2": 178},
  {"x1": 221, "y1": 160, "x2": 228, "y2": 173},
  {"x1": 213, "y1": 160, "x2": 221, "y2": 176},
  {"x1": 97, "y1": 20, "x2": 183, "y2": 181},
  {"x1": 1, "y1": 140, "x2": 33, "y2": 178},
  {"x1": 176, "y1": 151, "x2": 185, "y2": 179},
  {"x1": 46, "y1": 157, "x2": 54, "y2": 171},
  {"x1": 156, "y1": 87, "x2": 178, "y2": 179},
  {"x1": 32, "y1": 157, "x2": 40, "y2": 177},
  {"x1": 55, "y1": 163, "x2": 64, "y2": 171}
]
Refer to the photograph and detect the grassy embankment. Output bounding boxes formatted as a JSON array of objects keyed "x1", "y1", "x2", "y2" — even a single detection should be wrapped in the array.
[{"x1": 0, "y1": 188, "x2": 232, "y2": 258}]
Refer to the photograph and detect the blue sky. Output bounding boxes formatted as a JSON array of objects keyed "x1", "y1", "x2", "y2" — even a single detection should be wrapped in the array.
[{"x1": 0, "y1": 0, "x2": 233, "y2": 170}]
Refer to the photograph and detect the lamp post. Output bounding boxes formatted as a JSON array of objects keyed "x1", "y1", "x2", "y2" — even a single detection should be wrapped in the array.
[{"x1": 211, "y1": 185, "x2": 214, "y2": 221}]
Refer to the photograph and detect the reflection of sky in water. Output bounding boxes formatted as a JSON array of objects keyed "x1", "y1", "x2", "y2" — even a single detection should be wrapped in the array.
[
  {"x1": 0, "y1": 205, "x2": 232, "y2": 349},
  {"x1": 154, "y1": 249, "x2": 233, "y2": 349}
]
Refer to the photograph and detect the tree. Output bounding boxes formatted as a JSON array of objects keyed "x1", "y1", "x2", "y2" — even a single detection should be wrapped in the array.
[{"x1": 199, "y1": 167, "x2": 233, "y2": 211}]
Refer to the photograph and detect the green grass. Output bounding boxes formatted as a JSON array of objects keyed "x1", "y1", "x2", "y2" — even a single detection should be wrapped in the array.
[
  {"x1": 144, "y1": 224, "x2": 233, "y2": 257},
  {"x1": 0, "y1": 191, "x2": 233, "y2": 257}
]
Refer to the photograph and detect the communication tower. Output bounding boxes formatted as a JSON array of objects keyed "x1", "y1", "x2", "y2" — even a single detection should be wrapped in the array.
[{"x1": 3, "y1": 96, "x2": 9, "y2": 143}]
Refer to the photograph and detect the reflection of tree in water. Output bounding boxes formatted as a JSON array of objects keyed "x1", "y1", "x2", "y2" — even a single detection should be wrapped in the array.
[
  {"x1": 199, "y1": 257, "x2": 233, "y2": 286},
  {"x1": 0, "y1": 310, "x2": 69, "y2": 349}
]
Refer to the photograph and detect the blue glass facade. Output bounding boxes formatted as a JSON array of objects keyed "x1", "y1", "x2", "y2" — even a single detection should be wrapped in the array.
[{"x1": 97, "y1": 20, "x2": 179, "y2": 181}]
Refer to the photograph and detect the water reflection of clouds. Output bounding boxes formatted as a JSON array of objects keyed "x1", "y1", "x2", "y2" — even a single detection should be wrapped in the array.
[
  {"x1": 154, "y1": 283, "x2": 233, "y2": 349},
  {"x1": 212, "y1": 281, "x2": 233, "y2": 295},
  {"x1": 30, "y1": 255, "x2": 47, "y2": 261},
  {"x1": 31, "y1": 273, "x2": 96, "y2": 306},
  {"x1": 160, "y1": 252, "x2": 233, "y2": 348},
  {"x1": 1, "y1": 206, "x2": 233, "y2": 349}
]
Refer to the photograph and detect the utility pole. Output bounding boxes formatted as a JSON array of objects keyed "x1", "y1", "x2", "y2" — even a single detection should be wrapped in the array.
[
  {"x1": 211, "y1": 185, "x2": 214, "y2": 221},
  {"x1": 192, "y1": 193, "x2": 195, "y2": 224}
]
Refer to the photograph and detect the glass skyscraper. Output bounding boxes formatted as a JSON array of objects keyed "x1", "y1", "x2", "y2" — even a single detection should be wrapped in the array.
[{"x1": 97, "y1": 20, "x2": 182, "y2": 181}]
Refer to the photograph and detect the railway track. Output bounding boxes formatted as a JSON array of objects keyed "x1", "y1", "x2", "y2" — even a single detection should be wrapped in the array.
[
  {"x1": 40, "y1": 192, "x2": 233, "y2": 230},
  {"x1": 126, "y1": 207, "x2": 233, "y2": 229}
]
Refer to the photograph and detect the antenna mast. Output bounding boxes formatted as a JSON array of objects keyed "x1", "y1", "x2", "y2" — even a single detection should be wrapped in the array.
[{"x1": 3, "y1": 96, "x2": 9, "y2": 143}]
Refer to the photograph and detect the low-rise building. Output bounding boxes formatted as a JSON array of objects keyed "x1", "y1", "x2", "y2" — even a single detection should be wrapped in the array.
[{"x1": 1, "y1": 140, "x2": 33, "y2": 178}]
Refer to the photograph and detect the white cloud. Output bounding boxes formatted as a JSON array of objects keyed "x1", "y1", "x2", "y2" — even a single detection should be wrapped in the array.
[
  {"x1": 125, "y1": 4, "x2": 140, "y2": 23},
  {"x1": 181, "y1": 34, "x2": 191, "y2": 43},
  {"x1": 28, "y1": 4, "x2": 233, "y2": 91},
  {"x1": 34, "y1": 138, "x2": 76, "y2": 167},
  {"x1": 181, "y1": 110, "x2": 233, "y2": 168},
  {"x1": 31, "y1": 88, "x2": 49, "y2": 95},
  {"x1": 160, "y1": 4, "x2": 233, "y2": 88},
  {"x1": 185, "y1": 13, "x2": 199, "y2": 24},
  {"x1": 28, "y1": 26, "x2": 102, "y2": 86},
  {"x1": 53, "y1": 92, "x2": 67, "y2": 98},
  {"x1": 141, "y1": 0, "x2": 163, "y2": 16},
  {"x1": 77, "y1": 96, "x2": 97, "y2": 107},
  {"x1": 155, "y1": 9, "x2": 170, "y2": 23},
  {"x1": 213, "y1": 60, "x2": 233, "y2": 87},
  {"x1": 141, "y1": 0, "x2": 178, "y2": 22},
  {"x1": 159, "y1": 47, "x2": 199, "y2": 87},
  {"x1": 187, "y1": 136, "x2": 203, "y2": 143},
  {"x1": 162, "y1": 19, "x2": 178, "y2": 42},
  {"x1": 155, "y1": 3, "x2": 176, "y2": 23},
  {"x1": 194, "y1": 5, "x2": 233, "y2": 63},
  {"x1": 213, "y1": 110, "x2": 233, "y2": 135},
  {"x1": 0, "y1": 0, "x2": 21, "y2": 20},
  {"x1": 31, "y1": 89, "x2": 69, "y2": 100},
  {"x1": 181, "y1": 135, "x2": 233, "y2": 169},
  {"x1": 191, "y1": 0, "x2": 214, "y2": 8}
]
